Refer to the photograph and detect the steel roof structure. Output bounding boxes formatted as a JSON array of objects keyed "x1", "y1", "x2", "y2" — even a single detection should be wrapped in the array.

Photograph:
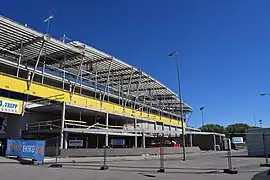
[{"x1": 0, "y1": 15, "x2": 192, "y2": 117}]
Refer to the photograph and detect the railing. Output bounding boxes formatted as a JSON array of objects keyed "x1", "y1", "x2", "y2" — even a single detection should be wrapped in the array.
[
  {"x1": 25, "y1": 119, "x2": 126, "y2": 132},
  {"x1": 25, "y1": 119, "x2": 61, "y2": 132}
]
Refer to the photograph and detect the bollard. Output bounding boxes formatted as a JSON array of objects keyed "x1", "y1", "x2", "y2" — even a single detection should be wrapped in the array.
[
  {"x1": 55, "y1": 136, "x2": 59, "y2": 163},
  {"x1": 223, "y1": 138, "x2": 238, "y2": 174},
  {"x1": 157, "y1": 134, "x2": 165, "y2": 173},
  {"x1": 260, "y1": 133, "x2": 270, "y2": 167},
  {"x1": 100, "y1": 146, "x2": 109, "y2": 170}
]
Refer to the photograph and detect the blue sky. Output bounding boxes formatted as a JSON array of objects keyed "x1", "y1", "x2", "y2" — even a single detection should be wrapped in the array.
[{"x1": 2, "y1": 0, "x2": 270, "y2": 128}]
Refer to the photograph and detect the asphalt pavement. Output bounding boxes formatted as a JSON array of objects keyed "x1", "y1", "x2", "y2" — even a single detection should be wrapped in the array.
[{"x1": 0, "y1": 150, "x2": 269, "y2": 180}]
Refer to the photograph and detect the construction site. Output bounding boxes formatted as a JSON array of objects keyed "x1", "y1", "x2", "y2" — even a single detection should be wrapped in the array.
[{"x1": 0, "y1": 16, "x2": 225, "y2": 156}]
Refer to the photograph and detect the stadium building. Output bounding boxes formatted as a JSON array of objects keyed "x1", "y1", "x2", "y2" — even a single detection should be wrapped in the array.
[{"x1": 0, "y1": 16, "x2": 224, "y2": 156}]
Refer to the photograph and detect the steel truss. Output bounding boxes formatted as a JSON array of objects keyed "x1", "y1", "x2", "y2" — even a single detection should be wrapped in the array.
[{"x1": 0, "y1": 16, "x2": 192, "y2": 122}]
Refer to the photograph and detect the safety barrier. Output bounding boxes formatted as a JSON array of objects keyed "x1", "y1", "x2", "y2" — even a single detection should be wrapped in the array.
[{"x1": 6, "y1": 139, "x2": 45, "y2": 163}]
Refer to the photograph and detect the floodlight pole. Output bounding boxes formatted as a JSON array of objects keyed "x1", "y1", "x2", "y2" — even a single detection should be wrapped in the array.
[
  {"x1": 168, "y1": 51, "x2": 186, "y2": 161},
  {"x1": 200, "y1": 106, "x2": 205, "y2": 128}
]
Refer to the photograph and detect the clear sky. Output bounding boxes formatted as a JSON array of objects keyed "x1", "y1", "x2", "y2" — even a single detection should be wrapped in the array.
[{"x1": 2, "y1": 0, "x2": 270, "y2": 128}]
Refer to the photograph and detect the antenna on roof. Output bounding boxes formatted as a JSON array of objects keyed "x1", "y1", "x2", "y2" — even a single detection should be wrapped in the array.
[
  {"x1": 44, "y1": 14, "x2": 54, "y2": 34},
  {"x1": 61, "y1": 34, "x2": 71, "y2": 43}
]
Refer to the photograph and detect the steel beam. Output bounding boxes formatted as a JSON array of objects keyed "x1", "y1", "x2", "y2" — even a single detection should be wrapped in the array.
[
  {"x1": 102, "y1": 58, "x2": 113, "y2": 101},
  {"x1": 124, "y1": 70, "x2": 134, "y2": 108},
  {"x1": 72, "y1": 53, "x2": 85, "y2": 95},
  {"x1": 41, "y1": 57, "x2": 46, "y2": 84},
  {"x1": 28, "y1": 36, "x2": 46, "y2": 89},
  {"x1": 123, "y1": 87, "x2": 166, "y2": 92},
  {"x1": 8, "y1": 37, "x2": 43, "y2": 51},
  {"x1": 95, "y1": 67, "x2": 131, "y2": 76},
  {"x1": 134, "y1": 70, "x2": 143, "y2": 106},
  {"x1": 95, "y1": 62, "x2": 98, "y2": 98},
  {"x1": 62, "y1": 54, "x2": 66, "y2": 89},
  {"x1": 16, "y1": 35, "x2": 25, "y2": 77}
]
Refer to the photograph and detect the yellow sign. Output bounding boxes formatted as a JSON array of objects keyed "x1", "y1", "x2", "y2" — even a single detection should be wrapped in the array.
[{"x1": 0, "y1": 96, "x2": 23, "y2": 115}]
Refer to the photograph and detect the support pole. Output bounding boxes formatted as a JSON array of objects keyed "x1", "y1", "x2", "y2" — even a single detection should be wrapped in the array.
[
  {"x1": 55, "y1": 136, "x2": 59, "y2": 163},
  {"x1": 62, "y1": 54, "x2": 66, "y2": 89},
  {"x1": 100, "y1": 146, "x2": 109, "y2": 170},
  {"x1": 157, "y1": 134, "x2": 165, "y2": 173},
  {"x1": 86, "y1": 136, "x2": 89, "y2": 148},
  {"x1": 223, "y1": 138, "x2": 238, "y2": 174},
  {"x1": 60, "y1": 102, "x2": 66, "y2": 150},
  {"x1": 16, "y1": 24, "x2": 27, "y2": 77},
  {"x1": 124, "y1": 70, "x2": 134, "y2": 108},
  {"x1": 190, "y1": 133, "x2": 193, "y2": 147},
  {"x1": 213, "y1": 134, "x2": 216, "y2": 151},
  {"x1": 170, "y1": 52, "x2": 186, "y2": 161},
  {"x1": 103, "y1": 58, "x2": 113, "y2": 101},
  {"x1": 41, "y1": 59, "x2": 46, "y2": 84},
  {"x1": 29, "y1": 37, "x2": 46, "y2": 89},
  {"x1": 134, "y1": 118, "x2": 138, "y2": 148},
  {"x1": 72, "y1": 53, "x2": 85, "y2": 95},
  {"x1": 105, "y1": 113, "x2": 109, "y2": 147},
  {"x1": 142, "y1": 130, "x2": 146, "y2": 148},
  {"x1": 64, "y1": 132, "x2": 68, "y2": 149}
]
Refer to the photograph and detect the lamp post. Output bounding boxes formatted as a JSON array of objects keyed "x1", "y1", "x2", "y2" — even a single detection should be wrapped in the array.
[
  {"x1": 259, "y1": 93, "x2": 269, "y2": 127},
  {"x1": 168, "y1": 51, "x2": 186, "y2": 161},
  {"x1": 261, "y1": 93, "x2": 270, "y2": 96},
  {"x1": 259, "y1": 120, "x2": 263, "y2": 128},
  {"x1": 200, "y1": 106, "x2": 205, "y2": 128}
]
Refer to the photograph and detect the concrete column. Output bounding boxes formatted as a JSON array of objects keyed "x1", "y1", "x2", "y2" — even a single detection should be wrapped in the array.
[
  {"x1": 64, "y1": 131, "x2": 68, "y2": 149},
  {"x1": 190, "y1": 133, "x2": 193, "y2": 147},
  {"x1": 86, "y1": 136, "x2": 89, "y2": 148},
  {"x1": 96, "y1": 136, "x2": 99, "y2": 148},
  {"x1": 213, "y1": 134, "x2": 216, "y2": 151},
  {"x1": 134, "y1": 118, "x2": 137, "y2": 148},
  {"x1": 60, "y1": 102, "x2": 66, "y2": 149},
  {"x1": 142, "y1": 131, "x2": 145, "y2": 148},
  {"x1": 105, "y1": 113, "x2": 109, "y2": 146}
]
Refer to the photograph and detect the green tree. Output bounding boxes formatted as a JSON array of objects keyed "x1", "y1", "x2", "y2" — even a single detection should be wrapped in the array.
[
  {"x1": 226, "y1": 123, "x2": 251, "y2": 138},
  {"x1": 200, "y1": 124, "x2": 227, "y2": 134}
]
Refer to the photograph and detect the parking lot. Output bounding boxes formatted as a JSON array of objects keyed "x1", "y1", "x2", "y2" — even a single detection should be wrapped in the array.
[{"x1": 0, "y1": 150, "x2": 268, "y2": 180}]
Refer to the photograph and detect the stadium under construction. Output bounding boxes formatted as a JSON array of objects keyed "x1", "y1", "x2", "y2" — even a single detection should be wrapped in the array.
[{"x1": 0, "y1": 16, "x2": 224, "y2": 156}]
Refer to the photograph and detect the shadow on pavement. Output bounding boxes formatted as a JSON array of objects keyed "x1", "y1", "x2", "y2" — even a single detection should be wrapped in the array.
[
  {"x1": 61, "y1": 163, "x2": 224, "y2": 171},
  {"x1": 60, "y1": 165, "x2": 223, "y2": 175},
  {"x1": 251, "y1": 170, "x2": 269, "y2": 180}
]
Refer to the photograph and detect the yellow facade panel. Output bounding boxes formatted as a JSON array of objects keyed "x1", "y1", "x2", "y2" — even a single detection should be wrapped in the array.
[
  {"x1": 114, "y1": 105, "x2": 124, "y2": 114},
  {"x1": 124, "y1": 108, "x2": 133, "y2": 117},
  {"x1": 0, "y1": 74, "x2": 185, "y2": 127}
]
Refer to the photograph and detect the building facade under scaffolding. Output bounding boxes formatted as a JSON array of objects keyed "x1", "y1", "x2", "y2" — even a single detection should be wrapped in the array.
[{"x1": 0, "y1": 16, "x2": 224, "y2": 156}]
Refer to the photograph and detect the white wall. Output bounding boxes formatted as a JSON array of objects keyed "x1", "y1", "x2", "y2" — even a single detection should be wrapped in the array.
[
  {"x1": 156, "y1": 124, "x2": 163, "y2": 131},
  {"x1": 246, "y1": 128, "x2": 270, "y2": 156},
  {"x1": 164, "y1": 125, "x2": 170, "y2": 131}
]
